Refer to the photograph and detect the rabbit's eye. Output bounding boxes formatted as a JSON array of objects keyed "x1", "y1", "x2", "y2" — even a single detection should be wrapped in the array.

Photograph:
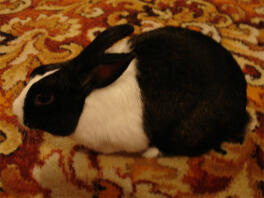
[{"x1": 34, "y1": 93, "x2": 54, "y2": 106}]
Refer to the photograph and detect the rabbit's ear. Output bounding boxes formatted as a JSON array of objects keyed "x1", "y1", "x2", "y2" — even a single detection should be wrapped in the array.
[
  {"x1": 30, "y1": 63, "x2": 65, "y2": 79},
  {"x1": 81, "y1": 53, "x2": 135, "y2": 91},
  {"x1": 77, "y1": 24, "x2": 134, "y2": 60}
]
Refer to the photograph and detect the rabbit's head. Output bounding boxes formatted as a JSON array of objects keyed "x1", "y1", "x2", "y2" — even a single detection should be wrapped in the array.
[{"x1": 13, "y1": 24, "x2": 135, "y2": 136}]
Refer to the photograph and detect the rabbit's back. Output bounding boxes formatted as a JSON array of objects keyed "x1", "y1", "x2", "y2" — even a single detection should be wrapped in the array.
[{"x1": 130, "y1": 27, "x2": 248, "y2": 156}]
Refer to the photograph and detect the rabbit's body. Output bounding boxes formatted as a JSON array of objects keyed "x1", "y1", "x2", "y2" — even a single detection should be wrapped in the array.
[
  {"x1": 131, "y1": 27, "x2": 248, "y2": 155},
  {"x1": 13, "y1": 25, "x2": 248, "y2": 157}
]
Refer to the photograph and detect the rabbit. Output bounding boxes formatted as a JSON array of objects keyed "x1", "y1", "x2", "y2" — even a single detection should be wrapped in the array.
[{"x1": 13, "y1": 24, "x2": 248, "y2": 158}]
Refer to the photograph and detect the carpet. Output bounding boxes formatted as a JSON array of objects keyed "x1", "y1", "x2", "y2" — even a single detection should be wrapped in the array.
[{"x1": 0, "y1": 0, "x2": 264, "y2": 197}]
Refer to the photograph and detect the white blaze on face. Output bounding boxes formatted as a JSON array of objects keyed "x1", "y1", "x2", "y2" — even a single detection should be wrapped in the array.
[{"x1": 12, "y1": 69, "x2": 59, "y2": 125}]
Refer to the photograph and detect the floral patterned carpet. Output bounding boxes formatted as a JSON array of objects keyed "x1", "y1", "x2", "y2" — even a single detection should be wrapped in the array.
[{"x1": 0, "y1": 0, "x2": 264, "y2": 197}]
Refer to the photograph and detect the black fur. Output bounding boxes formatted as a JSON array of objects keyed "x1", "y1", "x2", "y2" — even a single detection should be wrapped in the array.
[
  {"x1": 24, "y1": 64, "x2": 85, "y2": 135},
  {"x1": 130, "y1": 27, "x2": 248, "y2": 156},
  {"x1": 29, "y1": 63, "x2": 66, "y2": 79},
  {"x1": 22, "y1": 24, "x2": 248, "y2": 156},
  {"x1": 23, "y1": 25, "x2": 134, "y2": 135},
  {"x1": 76, "y1": 24, "x2": 134, "y2": 62}
]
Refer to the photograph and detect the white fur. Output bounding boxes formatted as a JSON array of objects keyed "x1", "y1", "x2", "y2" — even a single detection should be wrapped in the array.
[
  {"x1": 105, "y1": 38, "x2": 131, "y2": 54},
  {"x1": 71, "y1": 40, "x2": 150, "y2": 154},
  {"x1": 13, "y1": 39, "x2": 154, "y2": 156},
  {"x1": 142, "y1": 147, "x2": 161, "y2": 158},
  {"x1": 13, "y1": 69, "x2": 59, "y2": 125},
  {"x1": 71, "y1": 58, "x2": 150, "y2": 154}
]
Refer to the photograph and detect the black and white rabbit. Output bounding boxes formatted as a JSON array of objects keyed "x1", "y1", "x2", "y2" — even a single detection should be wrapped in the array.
[{"x1": 13, "y1": 24, "x2": 248, "y2": 157}]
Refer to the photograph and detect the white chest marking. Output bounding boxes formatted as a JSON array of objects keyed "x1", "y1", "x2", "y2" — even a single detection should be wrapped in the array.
[
  {"x1": 71, "y1": 39, "x2": 149, "y2": 153},
  {"x1": 71, "y1": 59, "x2": 149, "y2": 153}
]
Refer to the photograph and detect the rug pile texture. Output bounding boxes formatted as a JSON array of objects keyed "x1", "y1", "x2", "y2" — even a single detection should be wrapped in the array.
[{"x1": 0, "y1": 0, "x2": 264, "y2": 197}]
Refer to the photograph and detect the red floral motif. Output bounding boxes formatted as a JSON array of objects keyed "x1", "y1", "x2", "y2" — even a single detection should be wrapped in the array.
[{"x1": 0, "y1": 0, "x2": 264, "y2": 197}]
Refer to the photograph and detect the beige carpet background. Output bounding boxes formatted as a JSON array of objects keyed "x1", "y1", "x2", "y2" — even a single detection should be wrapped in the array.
[{"x1": 0, "y1": 0, "x2": 264, "y2": 197}]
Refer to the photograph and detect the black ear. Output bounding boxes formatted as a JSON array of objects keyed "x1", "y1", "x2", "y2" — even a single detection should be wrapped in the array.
[
  {"x1": 30, "y1": 63, "x2": 66, "y2": 79},
  {"x1": 81, "y1": 53, "x2": 135, "y2": 90},
  {"x1": 77, "y1": 24, "x2": 134, "y2": 60}
]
